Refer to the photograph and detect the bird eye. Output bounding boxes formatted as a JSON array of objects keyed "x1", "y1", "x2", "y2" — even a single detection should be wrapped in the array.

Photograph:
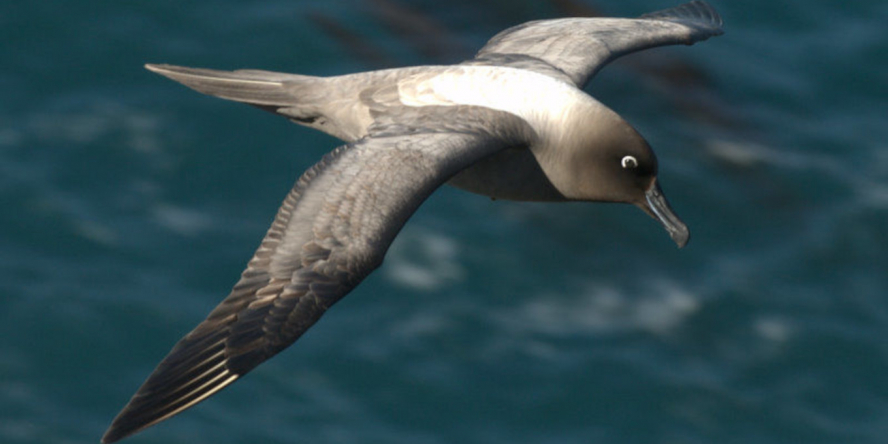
[{"x1": 621, "y1": 155, "x2": 638, "y2": 169}]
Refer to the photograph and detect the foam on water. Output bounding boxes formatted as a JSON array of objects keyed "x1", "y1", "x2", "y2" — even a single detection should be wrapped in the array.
[{"x1": 384, "y1": 227, "x2": 465, "y2": 291}]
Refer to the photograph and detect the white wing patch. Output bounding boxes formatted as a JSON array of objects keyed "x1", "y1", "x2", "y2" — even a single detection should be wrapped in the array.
[{"x1": 397, "y1": 66, "x2": 594, "y2": 138}]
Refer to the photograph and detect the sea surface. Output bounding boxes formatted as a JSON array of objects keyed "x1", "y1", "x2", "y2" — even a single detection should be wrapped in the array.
[{"x1": 2, "y1": 0, "x2": 887, "y2": 443}]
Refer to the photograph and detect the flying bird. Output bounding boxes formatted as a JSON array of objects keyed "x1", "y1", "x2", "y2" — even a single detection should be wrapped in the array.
[{"x1": 103, "y1": 2, "x2": 722, "y2": 442}]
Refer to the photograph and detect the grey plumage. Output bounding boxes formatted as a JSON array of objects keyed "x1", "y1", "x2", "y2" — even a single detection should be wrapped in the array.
[
  {"x1": 473, "y1": 0, "x2": 723, "y2": 86},
  {"x1": 102, "y1": 108, "x2": 535, "y2": 443},
  {"x1": 103, "y1": 2, "x2": 722, "y2": 442}
]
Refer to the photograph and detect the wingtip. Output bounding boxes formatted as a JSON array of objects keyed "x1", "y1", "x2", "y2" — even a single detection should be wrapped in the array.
[
  {"x1": 101, "y1": 409, "x2": 146, "y2": 444},
  {"x1": 100, "y1": 326, "x2": 244, "y2": 442},
  {"x1": 640, "y1": 1, "x2": 724, "y2": 34},
  {"x1": 101, "y1": 420, "x2": 132, "y2": 444},
  {"x1": 100, "y1": 410, "x2": 159, "y2": 444},
  {"x1": 100, "y1": 429, "x2": 121, "y2": 444},
  {"x1": 101, "y1": 370, "x2": 239, "y2": 443}
]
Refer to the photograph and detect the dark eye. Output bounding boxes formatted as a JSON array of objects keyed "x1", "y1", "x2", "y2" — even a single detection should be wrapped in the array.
[{"x1": 621, "y1": 155, "x2": 638, "y2": 169}]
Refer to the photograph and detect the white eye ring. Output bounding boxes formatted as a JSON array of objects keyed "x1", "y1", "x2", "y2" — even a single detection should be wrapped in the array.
[{"x1": 621, "y1": 155, "x2": 638, "y2": 169}]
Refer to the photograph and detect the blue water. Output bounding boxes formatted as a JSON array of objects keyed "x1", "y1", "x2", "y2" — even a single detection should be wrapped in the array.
[{"x1": 2, "y1": 0, "x2": 887, "y2": 443}]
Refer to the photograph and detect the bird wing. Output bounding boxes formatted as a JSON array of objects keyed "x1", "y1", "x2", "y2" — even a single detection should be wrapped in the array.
[
  {"x1": 102, "y1": 106, "x2": 535, "y2": 443},
  {"x1": 467, "y1": 1, "x2": 723, "y2": 87}
]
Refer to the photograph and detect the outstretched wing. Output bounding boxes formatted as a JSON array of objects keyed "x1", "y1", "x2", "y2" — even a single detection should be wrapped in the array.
[
  {"x1": 468, "y1": 1, "x2": 723, "y2": 87},
  {"x1": 102, "y1": 106, "x2": 535, "y2": 443}
]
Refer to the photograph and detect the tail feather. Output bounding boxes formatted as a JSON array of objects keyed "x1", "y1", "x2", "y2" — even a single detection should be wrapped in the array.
[{"x1": 145, "y1": 63, "x2": 315, "y2": 108}]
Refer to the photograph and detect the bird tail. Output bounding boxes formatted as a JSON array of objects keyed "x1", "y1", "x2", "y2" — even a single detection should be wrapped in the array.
[{"x1": 145, "y1": 63, "x2": 321, "y2": 112}]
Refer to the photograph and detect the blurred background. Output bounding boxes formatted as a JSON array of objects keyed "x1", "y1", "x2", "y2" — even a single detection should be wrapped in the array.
[{"x1": 2, "y1": 0, "x2": 887, "y2": 443}]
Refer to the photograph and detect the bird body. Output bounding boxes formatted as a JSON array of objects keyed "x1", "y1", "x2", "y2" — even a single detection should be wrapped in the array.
[{"x1": 103, "y1": 2, "x2": 723, "y2": 442}]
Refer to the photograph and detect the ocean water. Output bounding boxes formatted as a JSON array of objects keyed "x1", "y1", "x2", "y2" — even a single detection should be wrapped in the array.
[{"x1": 2, "y1": 0, "x2": 887, "y2": 443}]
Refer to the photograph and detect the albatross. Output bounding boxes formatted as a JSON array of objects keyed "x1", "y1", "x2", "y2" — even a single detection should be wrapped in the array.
[{"x1": 103, "y1": 2, "x2": 723, "y2": 441}]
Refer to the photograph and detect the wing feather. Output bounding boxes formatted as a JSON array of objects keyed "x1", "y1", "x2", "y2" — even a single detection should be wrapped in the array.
[
  {"x1": 471, "y1": 1, "x2": 723, "y2": 87},
  {"x1": 102, "y1": 107, "x2": 533, "y2": 443}
]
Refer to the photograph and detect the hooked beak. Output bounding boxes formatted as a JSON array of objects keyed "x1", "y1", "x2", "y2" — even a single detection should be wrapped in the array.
[{"x1": 639, "y1": 179, "x2": 690, "y2": 248}]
